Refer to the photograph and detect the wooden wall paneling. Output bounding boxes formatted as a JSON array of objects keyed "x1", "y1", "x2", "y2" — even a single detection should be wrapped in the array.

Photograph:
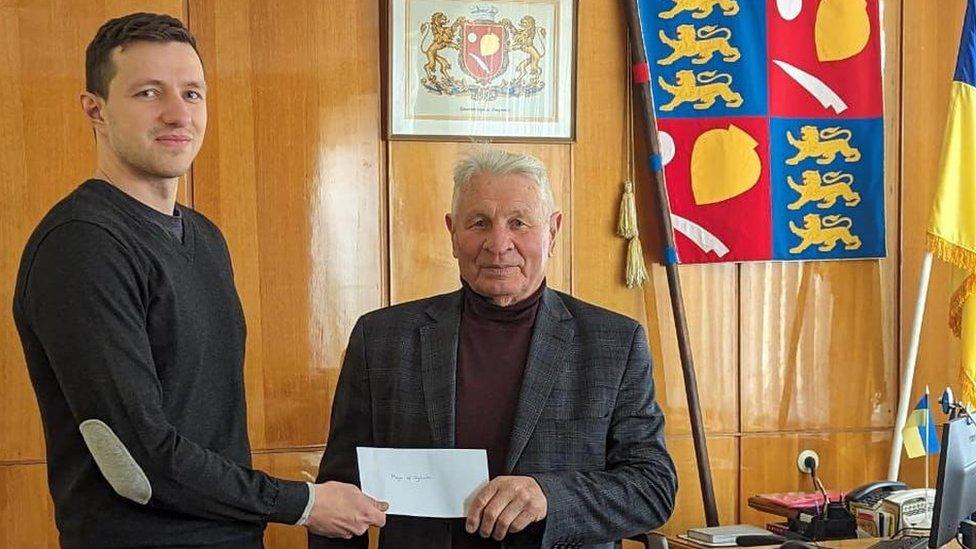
[
  {"x1": 739, "y1": 431, "x2": 891, "y2": 526},
  {"x1": 878, "y1": 0, "x2": 902, "y2": 427},
  {"x1": 0, "y1": 0, "x2": 185, "y2": 463},
  {"x1": 739, "y1": 260, "x2": 894, "y2": 432},
  {"x1": 899, "y1": 0, "x2": 969, "y2": 422},
  {"x1": 189, "y1": 0, "x2": 384, "y2": 450},
  {"x1": 0, "y1": 463, "x2": 58, "y2": 548},
  {"x1": 388, "y1": 142, "x2": 572, "y2": 304},
  {"x1": 643, "y1": 263, "x2": 738, "y2": 437},
  {"x1": 659, "y1": 435, "x2": 739, "y2": 536},
  {"x1": 571, "y1": 0, "x2": 646, "y2": 321}
]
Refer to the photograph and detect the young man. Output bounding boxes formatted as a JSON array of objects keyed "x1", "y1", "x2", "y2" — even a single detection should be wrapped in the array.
[{"x1": 13, "y1": 13, "x2": 385, "y2": 547}]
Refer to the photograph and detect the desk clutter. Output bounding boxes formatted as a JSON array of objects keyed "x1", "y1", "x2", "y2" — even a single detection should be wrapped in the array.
[
  {"x1": 678, "y1": 480, "x2": 936, "y2": 546},
  {"x1": 744, "y1": 485, "x2": 934, "y2": 542},
  {"x1": 748, "y1": 490, "x2": 857, "y2": 541}
]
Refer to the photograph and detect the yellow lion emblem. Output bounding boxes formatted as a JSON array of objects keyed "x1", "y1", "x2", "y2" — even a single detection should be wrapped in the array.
[
  {"x1": 501, "y1": 15, "x2": 546, "y2": 86},
  {"x1": 658, "y1": 25, "x2": 741, "y2": 66},
  {"x1": 786, "y1": 126, "x2": 861, "y2": 165},
  {"x1": 788, "y1": 214, "x2": 862, "y2": 254},
  {"x1": 658, "y1": 70, "x2": 743, "y2": 111},
  {"x1": 659, "y1": 0, "x2": 740, "y2": 19},
  {"x1": 787, "y1": 170, "x2": 861, "y2": 210},
  {"x1": 419, "y1": 12, "x2": 465, "y2": 85}
]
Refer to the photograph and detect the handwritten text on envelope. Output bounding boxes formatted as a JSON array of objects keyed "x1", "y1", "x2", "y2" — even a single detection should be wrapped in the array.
[{"x1": 356, "y1": 447, "x2": 489, "y2": 518}]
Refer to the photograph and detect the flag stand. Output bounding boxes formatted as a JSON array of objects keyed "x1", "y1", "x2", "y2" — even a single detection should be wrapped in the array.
[
  {"x1": 622, "y1": 0, "x2": 719, "y2": 526},
  {"x1": 887, "y1": 251, "x2": 935, "y2": 480}
]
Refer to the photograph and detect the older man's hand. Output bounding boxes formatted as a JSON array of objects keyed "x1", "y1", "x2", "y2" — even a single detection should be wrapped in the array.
[
  {"x1": 306, "y1": 481, "x2": 388, "y2": 539},
  {"x1": 465, "y1": 476, "x2": 548, "y2": 540}
]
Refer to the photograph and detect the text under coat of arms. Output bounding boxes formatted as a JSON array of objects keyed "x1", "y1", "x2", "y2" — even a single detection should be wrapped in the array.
[{"x1": 419, "y1": 4, "x2": 548, "y2": 101}]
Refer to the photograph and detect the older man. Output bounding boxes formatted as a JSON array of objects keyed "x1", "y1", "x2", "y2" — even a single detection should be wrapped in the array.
[{"x1": 311, "y1": 149, "x2": 676, "y2": 548}]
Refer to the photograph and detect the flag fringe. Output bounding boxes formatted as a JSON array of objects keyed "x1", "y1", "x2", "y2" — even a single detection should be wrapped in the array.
[
  {"x1": 928, "y1": 233, "x2": 976, "y2": 273},
  {"x1": 949, "y1": 274, "x2": 976, "y2": 337},
  {"x1": 959, "y1": 365, "x2": 976, "y2": 409},
  {"x1": 929, "y1": 234, "x2": 976, "y2": 336}
]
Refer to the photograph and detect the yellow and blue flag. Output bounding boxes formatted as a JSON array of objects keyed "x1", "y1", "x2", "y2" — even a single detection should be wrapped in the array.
[
  {"x1": 901, "y1": 394, "x2": 940, "y2": 459},
  {"x1": 929, "y1": 0, "x2": 976, "y2": 406}
]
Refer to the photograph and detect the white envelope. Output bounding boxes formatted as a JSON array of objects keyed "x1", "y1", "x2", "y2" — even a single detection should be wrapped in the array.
[{"x1": 356, "y1": 447, "x2": 489, "y2": 518}]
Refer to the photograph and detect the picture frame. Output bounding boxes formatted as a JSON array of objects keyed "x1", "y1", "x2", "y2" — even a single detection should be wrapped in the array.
[{"x1": 388, "y1": 0, "x2": 577, "y2": 141}]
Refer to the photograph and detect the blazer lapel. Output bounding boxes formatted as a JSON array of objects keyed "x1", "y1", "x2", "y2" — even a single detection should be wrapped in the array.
[
  {"x1": 420, "y1": 291, "x2": 462, "y2": 448},
  {"x1": 505, "y1": 289, "x2": 575, "y2": 472}
]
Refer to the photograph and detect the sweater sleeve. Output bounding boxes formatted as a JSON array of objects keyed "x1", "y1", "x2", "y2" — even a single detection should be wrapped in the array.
[{"x1": 19, "y1": 221, "x2": 308, "y2": 524}]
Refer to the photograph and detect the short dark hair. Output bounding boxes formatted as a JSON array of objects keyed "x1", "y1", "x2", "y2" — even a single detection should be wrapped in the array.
[{"x1": 85, "y1": 12, "x2": 199, "y2": 98}]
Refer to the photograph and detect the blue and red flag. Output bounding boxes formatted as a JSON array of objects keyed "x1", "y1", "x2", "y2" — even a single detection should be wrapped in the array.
[{"x1": 636, "y1": 0, "x2": 886, "y2": 263}]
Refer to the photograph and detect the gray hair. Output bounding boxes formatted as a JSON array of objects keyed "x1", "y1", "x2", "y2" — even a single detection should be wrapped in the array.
[{"x1": 451, "y1": 148, "x2": 556, "y2": 216}]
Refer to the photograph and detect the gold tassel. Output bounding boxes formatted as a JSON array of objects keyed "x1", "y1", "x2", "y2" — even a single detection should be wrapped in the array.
[
  {"x1": 617, "y1": 180, "x2": 638, "y2": 239},
  {"x1": 626, "y1": 237, "x2": 648, "y2": 288},
  {"x1": 618, "y1": 180, "x2": 648, "y2": 288}
]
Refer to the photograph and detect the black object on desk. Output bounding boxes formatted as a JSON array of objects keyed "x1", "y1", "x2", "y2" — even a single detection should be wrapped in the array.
[
  {"x1": 866, "y1": 535, "x2": 929, "y2": 549},
  {"x1": 735, "y1": 534, "x2": 787, "y2": 546},
  {"x1": 786, "y1": 501, "x2": 858, "y2": 541},
  {"x1": 779, "y1": 540, "x2": 820, "y2": 549}
]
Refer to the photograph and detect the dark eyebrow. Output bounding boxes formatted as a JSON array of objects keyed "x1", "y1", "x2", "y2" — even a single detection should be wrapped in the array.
[{"x1": 128, "y1": 79, "x2": 207, "y2": 91}]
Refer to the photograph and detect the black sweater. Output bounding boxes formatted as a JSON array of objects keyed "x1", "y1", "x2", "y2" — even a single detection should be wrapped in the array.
[{"x1": 13, "y1": 180, "x2": 308, "y2": 548}]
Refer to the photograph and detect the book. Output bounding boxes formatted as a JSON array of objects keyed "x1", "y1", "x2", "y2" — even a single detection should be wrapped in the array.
[
  {"x1": 675, "y1": 534, "x2": 738, "y2": 547},
  {"x1": 686, "y1": 524, "x2": 772, "y2": 544}
]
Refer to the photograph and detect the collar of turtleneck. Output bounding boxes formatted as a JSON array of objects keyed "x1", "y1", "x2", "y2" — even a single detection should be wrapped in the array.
[{"x1": 460, "y1": 278, "x2": 546, "y2": 324}]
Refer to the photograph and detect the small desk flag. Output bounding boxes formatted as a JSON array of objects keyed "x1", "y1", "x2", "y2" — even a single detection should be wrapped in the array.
[{"x1": 901, "y1": 394, "x2": 940, "y2": 459}]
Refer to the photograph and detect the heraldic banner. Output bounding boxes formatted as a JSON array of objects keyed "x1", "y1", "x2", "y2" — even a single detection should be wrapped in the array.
[{"x1": 636, "y1": 0, "x2": 886, "y2": 264}]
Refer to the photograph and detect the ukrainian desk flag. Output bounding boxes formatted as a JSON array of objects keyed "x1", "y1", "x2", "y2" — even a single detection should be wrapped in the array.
[
  {"x1": 901, "y1": 394, "x2": 940, "y2": 459},
  {"x1": 929, "y1": 0, "x2": 976, "y2": 406}
]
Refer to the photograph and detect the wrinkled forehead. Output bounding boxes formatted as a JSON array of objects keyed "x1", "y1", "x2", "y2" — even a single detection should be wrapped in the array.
[{"x1": 456, "y1": 173, "x2": 550, "y2": 217}]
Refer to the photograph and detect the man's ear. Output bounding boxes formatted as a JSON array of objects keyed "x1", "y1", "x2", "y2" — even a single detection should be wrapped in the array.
[
  {"x1": 548, "y1": 211, "x2": 563, "y2": 256},
  {"x1": 445, "y1": 213, "x2": 460, "y2": 259},
  {"x1": 80, "y1": 92, "x2": 107, "y2": 131}
]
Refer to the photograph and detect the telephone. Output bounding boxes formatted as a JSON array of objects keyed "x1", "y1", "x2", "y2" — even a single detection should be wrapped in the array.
[
  {"x1": 845, "y1": 480, "x2": 908, "y2": 506},
  {"x1": 846, "y1": 482, "x2": 933, "y2": 537}
]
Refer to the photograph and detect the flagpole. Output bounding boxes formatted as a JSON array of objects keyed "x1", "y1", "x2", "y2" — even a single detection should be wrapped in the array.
[
  {"x1": 888, "y1": 251, "x2": 935, "y2": 480},
  {"x1": 622, "y1": 0, "x2": 719, "y2": 526},
  {"x1": 925, "y1": 385, "x2": 931, "y2": 492}
]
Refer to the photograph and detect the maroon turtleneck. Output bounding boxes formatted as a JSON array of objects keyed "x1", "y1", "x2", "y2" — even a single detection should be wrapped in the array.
[
  {"x1": 455, "y1": 279, "x2": 546, "y2": 478},
  {"x1": 453, "y1": 280, "x2": 545, "y2": 548}
]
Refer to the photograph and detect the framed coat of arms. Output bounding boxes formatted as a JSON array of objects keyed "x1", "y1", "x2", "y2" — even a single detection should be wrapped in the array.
[{"x1": 389, "y1": 0, "x2": 577, "y2": 141}]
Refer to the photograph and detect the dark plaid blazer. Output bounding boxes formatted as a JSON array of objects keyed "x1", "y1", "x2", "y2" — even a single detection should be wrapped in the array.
[{"x1": 309, "y1": 288, "x2": 676, "y2": 549}]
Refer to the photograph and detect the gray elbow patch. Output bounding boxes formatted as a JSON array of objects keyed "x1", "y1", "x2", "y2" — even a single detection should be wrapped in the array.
[{"x1": 78, "y1": 419, "x2": 152, "y2": 505}]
